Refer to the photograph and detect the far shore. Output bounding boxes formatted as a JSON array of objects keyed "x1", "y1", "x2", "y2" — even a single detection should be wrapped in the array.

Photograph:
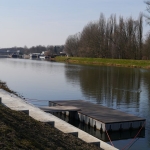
[{"x1": 55, "y1": 56, "x2": 150, "y2": 69}]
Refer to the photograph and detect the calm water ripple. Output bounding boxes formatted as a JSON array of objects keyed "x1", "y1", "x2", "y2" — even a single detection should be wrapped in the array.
[{"x1": 0, "y1": 58, "x2": 149, "y2": 150}]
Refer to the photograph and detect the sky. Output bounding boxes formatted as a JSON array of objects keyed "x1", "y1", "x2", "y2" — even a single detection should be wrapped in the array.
[{"x1": 0, "y1": 0, "x2": 148, "y2": 48}]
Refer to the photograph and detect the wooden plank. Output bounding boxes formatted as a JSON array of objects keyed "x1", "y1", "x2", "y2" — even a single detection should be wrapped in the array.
[
  {"x1": 40, "y1": 105, "x2": 81, "y2": 112},
  {"x1": 50, "y1": 100, "x2": 145, "y2": 123}
]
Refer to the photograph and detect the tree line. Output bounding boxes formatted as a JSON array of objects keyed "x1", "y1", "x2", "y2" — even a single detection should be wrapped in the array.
[
  {"x1": 64, "y1": 1, "x2": 150, "y2": 60},
  {"x1": 64, "y1": 13, "x2": 148, "y2": 60}
]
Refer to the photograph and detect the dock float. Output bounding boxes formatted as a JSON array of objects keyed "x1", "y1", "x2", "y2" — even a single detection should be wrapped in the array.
[
  {"x1": 48, "y1": 100, "x2": 146, "y2": 132},
  {"x1": 39, "y1": 105, "x2": 81, "y2": 112},
  {"x1": 0, "y1": 89, "x2": 118, "y2": 150}
]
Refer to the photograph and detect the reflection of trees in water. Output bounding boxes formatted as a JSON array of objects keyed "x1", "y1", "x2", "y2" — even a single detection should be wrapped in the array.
[
  {"x1": 110, "y1": 67, "x2": 141, "y2": 107},
  {"x1": 65, "y1": 65, "x2": 145, "y2": 106},
  {"x1": 141, "y1": 70, "x2": 150, "y2": 103},
  {"x1": 140, "y1": 70, "x2": 150, "y2": 144},
  {"x1": 65, "y1": 64, "x2": 81, "y2": 85},
  {"x1": 81, "y1": 67, "x2": 140, "y2": 105}
]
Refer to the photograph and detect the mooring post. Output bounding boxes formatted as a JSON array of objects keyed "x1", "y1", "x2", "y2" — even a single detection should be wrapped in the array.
[{"x1": 0, "y1": 97, "x2": 1, "y2": 104}]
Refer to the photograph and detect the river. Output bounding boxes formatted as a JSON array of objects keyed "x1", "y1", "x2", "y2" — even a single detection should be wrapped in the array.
[{"x1": 0, "y1": 58, "x2": 149, "y2": 150}]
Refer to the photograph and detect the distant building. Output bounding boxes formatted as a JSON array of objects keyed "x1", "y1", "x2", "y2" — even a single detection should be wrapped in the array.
[
  {"x1": 0, "y1": 49, "x2": 21, "y2": 55},
  {"x1": 29, "y1": 53, "x2": 41, "y2": 58},
  {"x1": 60, "y1": 52, "x2": 67, "y2": 56}
]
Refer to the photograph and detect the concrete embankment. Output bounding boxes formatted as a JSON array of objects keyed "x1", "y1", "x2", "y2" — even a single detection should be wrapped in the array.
[{"x1": 0, "y1": 89, "x2": 118, "y2": 150}]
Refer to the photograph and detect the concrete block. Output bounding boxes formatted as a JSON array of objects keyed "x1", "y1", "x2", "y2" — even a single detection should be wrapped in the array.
[
  {"x1": 66, "y1": 111, "x2": 69, "y2": 116},
  {"x1": 90, "y1": 141, "x2": 100, "y2": 147},
  {"x1": 45, "y1": 121, "x2": 55, "y2": 127},
  {"x1": 19, "y1": 110, "x2": 29, "y2": 115},
  {"x1": 96, "y1": 120, "x2": 101, "y2": 129},
  {"x1": 68, "y1": 132, "x2": 78, "y2": 137}
]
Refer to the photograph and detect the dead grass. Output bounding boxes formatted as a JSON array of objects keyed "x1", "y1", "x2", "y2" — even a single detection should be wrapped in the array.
[{"x1": 0, "y1": 104, "x2": 101, "y2": 150}]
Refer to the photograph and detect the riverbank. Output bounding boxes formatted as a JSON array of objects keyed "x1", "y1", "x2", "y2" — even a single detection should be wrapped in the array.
[
  {"x1": 0, "y1": 104, "x2": 101, "y2": 150},
  {"x1": 55, "y1": 56, "x2": 150, "y2": 69},
  {"x1": 0, "y1": 81, "x2": 14, "y2": 93},
  {"x1": 0, "y1": 82, "x2": 102, "y2": 150},
  {"x1": 0, "y1": 81, "x2": 19, "y2": 98}
]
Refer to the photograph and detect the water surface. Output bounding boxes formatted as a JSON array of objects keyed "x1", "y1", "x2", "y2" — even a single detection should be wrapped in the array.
[{"x1": 0, "y1": 58, "x2": 149, "y2": 150}]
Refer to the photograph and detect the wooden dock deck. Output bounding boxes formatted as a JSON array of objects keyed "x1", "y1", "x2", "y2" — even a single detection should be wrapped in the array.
[{"x1": 49, "y1": 100, "x2": 146, "y2": 132}]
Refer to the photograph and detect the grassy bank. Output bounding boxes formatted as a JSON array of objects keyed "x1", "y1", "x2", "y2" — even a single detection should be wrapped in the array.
[
  {"x1": 0, "y1": 81, "x2": 14, "y2": 93},
  {"x1": 0, "y1": 104, "x2": 101, "y2": 150},
  {"x1": 0, "y1": 81, "x2": 18, "y2": 97},
  {"x1": 55, "y1": 56, "x2": 150, "y2": 69}
]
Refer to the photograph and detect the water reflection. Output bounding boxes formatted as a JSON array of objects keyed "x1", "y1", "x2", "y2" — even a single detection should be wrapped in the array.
[
  {"x1": 0, "y1": 59, "x2": 150, "y2": 149},
  {"x1": 78, "y1": 66, "x2": 141, "y2": 104},
  {"x1": 64, "y1": 65, "x2": 149, "y2": 112},
  {"x1": 52, "y1": 112, "x2": 145, "y2": 142},
  {"x1": 65, "y1": 65, "x2": 150, "y2": 149}
]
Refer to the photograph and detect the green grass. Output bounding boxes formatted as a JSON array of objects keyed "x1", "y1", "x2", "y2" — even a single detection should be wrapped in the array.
[{"x1": 55, "y1": 56, "x2": 150, "y2": 69}]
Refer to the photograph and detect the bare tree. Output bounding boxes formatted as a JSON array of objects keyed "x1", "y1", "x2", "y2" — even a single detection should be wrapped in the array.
[
  {"x1": 65, "y1": 13, "x2": 143, "y2": 59},
  {"x1": 144, "y1": 1, "x2": 150, "y2": 24},
  {"x1": 64, "y1": 33, "x2": 80, "y2": 57},
  {"x1": 142, "y1": 33, "x2": 150, "y2": 59},
  {"x1": 77, "y1": 22, "x2": 99, "y2": 57}
]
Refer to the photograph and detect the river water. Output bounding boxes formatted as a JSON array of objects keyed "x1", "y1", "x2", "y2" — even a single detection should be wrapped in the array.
[{"x1": 0, "y1": 58, "x2": 149, "y2": 150}]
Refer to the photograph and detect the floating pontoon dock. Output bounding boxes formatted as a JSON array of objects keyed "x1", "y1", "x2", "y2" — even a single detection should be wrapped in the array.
[{"x1": 45, "y1": 100, "x2": 146, "y2": 132}]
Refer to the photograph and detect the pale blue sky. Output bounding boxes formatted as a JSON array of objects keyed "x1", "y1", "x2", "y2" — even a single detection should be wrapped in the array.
[{"x1": 0, "y1": 0, "x2": 148, "y2": 48}]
